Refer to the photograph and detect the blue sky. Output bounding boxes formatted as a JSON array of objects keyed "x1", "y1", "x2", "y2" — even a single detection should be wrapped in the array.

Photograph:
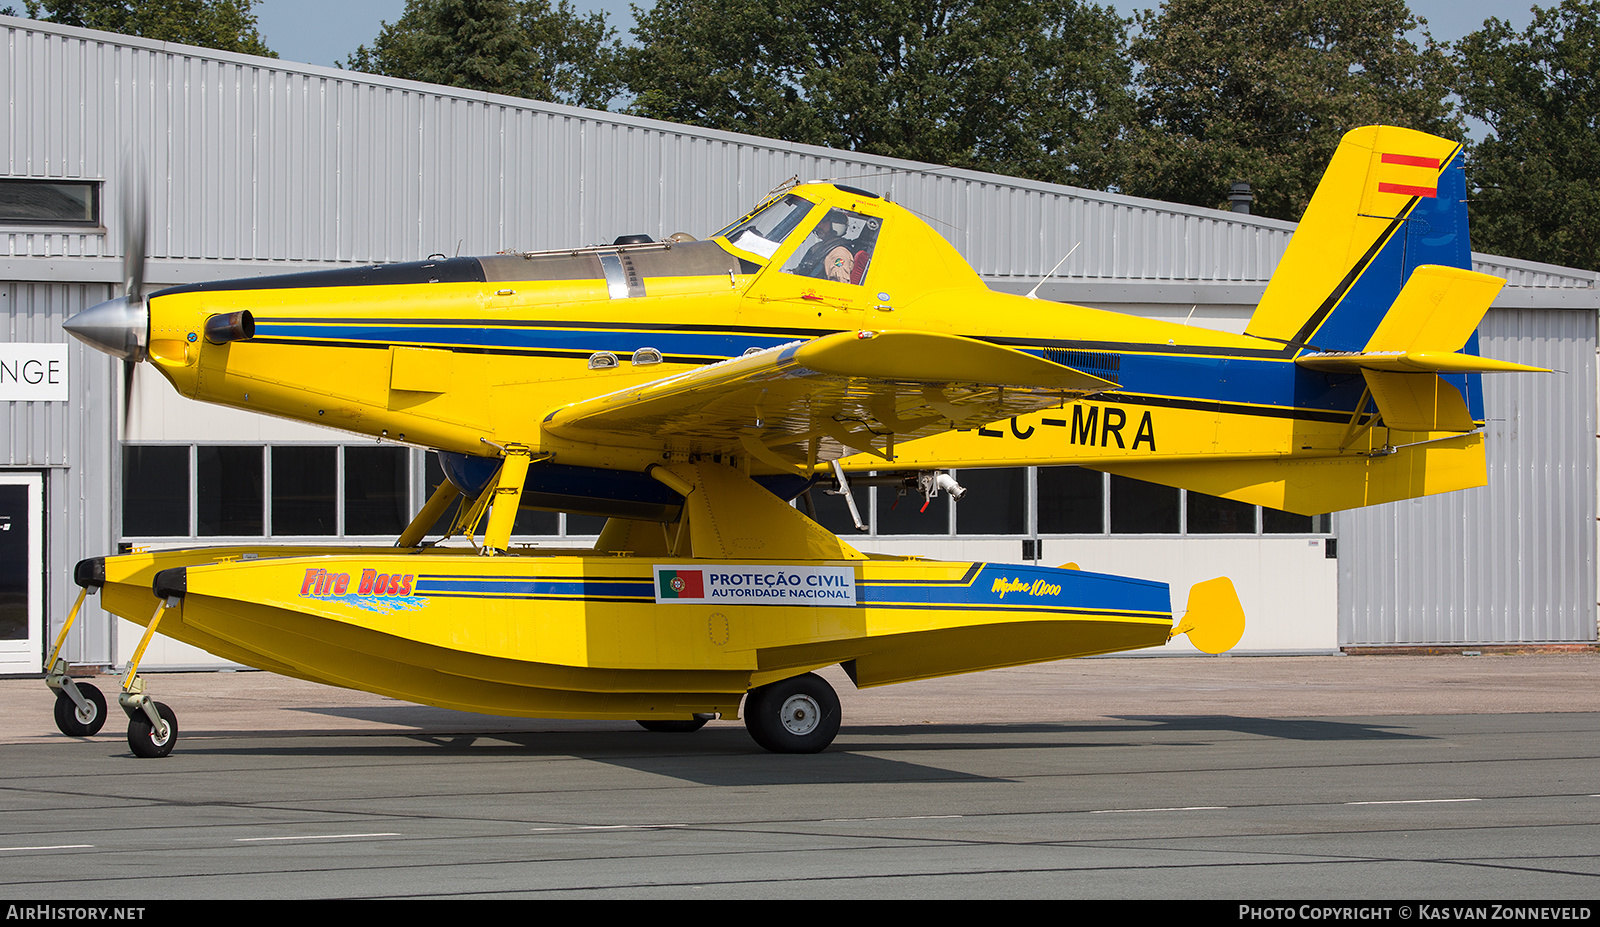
[{"x1": 254, "y1": 0, "x2": 1543, "y2": 71}]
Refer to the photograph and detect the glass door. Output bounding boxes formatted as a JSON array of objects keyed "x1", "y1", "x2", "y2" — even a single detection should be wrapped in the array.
[{"x1": 0, "y1": 472, "x2": 42, "y2": 674}]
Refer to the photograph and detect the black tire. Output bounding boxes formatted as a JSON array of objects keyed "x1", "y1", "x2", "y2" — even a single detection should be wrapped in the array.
[
  {"x1": 636, "y1": 718, "x2": 709, "y2": 733},
  {"x1": 52, "y1": 683, "x2": 107, "y2": 737},
  {"x1": 127, "y1": 701, "x2": 178, "y2": 758},
  {"x1": 743, "y1": 672, "x2": 840, "y2": 754}
]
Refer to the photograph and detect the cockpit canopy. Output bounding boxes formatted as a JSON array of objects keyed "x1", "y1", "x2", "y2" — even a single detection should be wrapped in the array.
[{"x1": 715, "y1": 190, "x2": 885, "y2": 288}]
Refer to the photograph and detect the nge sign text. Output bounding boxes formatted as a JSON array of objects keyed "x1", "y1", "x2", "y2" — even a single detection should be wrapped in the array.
[{"x1": 0, "y1": 344, "x2": 68, "y2": 402}]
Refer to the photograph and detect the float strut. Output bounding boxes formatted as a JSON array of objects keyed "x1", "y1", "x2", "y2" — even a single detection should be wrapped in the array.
[
  {"x1": 397, "y1": 480, "x2": 461, "y2": 548},
  {"x1": 480, "y1": 445, "x2": 533, "y2": 555}
]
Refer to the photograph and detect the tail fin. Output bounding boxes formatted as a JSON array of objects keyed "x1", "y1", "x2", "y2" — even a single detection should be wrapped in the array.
[
  {"x1": 1098, "y1": 126, "x2": 1549, "y2": 514},
  {"x1": 1248, "y1": 126, "x2": 1470, "y2": 353},
  {"x1": 1248, "y1": 125, "x2": 1552, "y2": 435}
]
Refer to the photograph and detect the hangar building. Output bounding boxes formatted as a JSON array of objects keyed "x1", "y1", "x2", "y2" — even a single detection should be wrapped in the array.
[{"x1": 1, "y1": 16, "x2": 1594, "y2": 674}]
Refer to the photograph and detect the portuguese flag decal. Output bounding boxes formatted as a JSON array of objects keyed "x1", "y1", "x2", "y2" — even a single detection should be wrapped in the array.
[{"x1": 658, "y1": 569, "x2": 705, "y2": 599}]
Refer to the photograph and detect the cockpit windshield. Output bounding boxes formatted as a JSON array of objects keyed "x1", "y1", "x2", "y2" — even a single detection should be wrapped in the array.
[{"x1": 712, "y1": 193, "x2": 816, "y2": 261}]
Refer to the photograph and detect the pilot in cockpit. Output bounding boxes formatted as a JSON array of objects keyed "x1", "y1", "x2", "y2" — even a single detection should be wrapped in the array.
[{"x1": 785, "y1": 209, "x2": 880, "y2": 286}]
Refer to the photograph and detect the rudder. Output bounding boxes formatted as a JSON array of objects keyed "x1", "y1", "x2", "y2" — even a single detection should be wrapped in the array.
[{"x1": 1247, "y1": 126, "x2": 1470, "y2": 354}]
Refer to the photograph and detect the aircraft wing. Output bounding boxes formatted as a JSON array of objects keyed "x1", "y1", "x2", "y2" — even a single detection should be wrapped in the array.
[{"x1": 541, "y1": 330, "x2": 1116, "y2": 471}]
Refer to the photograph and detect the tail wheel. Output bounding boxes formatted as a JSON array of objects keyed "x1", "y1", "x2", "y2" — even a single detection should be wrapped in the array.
[
  {"x1": 743, "y1": 672, "x2": 840, "y2": 754},
  {"x1": 127, "y1": 701, "x2": 178, "y2": 759},
  {"x1": 52, "y1": 684, "x2": 108, "y2": 737}
]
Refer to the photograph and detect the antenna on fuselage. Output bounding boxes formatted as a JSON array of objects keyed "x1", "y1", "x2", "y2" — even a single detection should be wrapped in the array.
[{"x1": 1025, "y1": 242, "x2": 1082, "y2": 300}]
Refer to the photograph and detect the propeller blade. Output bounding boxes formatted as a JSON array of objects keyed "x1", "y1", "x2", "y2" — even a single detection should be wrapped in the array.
[
  {"x1": 121, "y1": 150, "x2": 147, "y2": 307},
  {"x1": 120, "y1": 150, "x2": 148, "y2": 438},
  {"x1": 122, "y1": 358, "x2": 136, "y2": 437}
]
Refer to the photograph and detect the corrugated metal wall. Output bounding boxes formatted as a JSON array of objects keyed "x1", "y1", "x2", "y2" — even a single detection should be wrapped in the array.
[
  {"x1": 1, "y1": 281, "x2": 118, "y2": 664},
  {"x1": 1339, "y1": 308, "x2": 1598, "y2": 645},
  {"x1": 0, "y1": 16, "x2": 1296, "y2": 286},
  {"x1": 1, "y1": 283, "x2": 112, "y2": 467},
  {"x1": 1475, "y1": 256, "x2": 1597, "y2": 293}
]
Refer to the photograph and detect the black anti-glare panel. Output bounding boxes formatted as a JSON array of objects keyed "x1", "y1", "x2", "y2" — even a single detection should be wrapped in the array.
[{"x1": 154, "y1": 257, "x2": 486, "y2": 296}]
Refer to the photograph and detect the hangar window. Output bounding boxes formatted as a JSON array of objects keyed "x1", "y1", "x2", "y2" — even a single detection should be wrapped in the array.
[
  {"x1": 1188, "y1": 490, "x2": 1258, "y2": 534},
  {"x1": 1110, "y1": 474, "x2": 1180, "y2": 534},
  {"x1": 0, "y1": 179, "x2": 100, "y2": 226},
  {"x1": 954, "y1": 468, "x2": 1026, "y2": 535},
  {"x1": 795, "y1": 466, "x2": 1329, "y2": 538},
  {"x1": 123, "y1": 450, "x2": 1332, "y2": 543},
  {"x1": 1262, "y1": 508, "x2": 1323, "y2": 534},
  {"x1": 121, "y1": 445, "x2": 600, "y2": 542},
  {"x1": 272, "y1": 446, "x2": 338, "y2": 535},
  {"x1": 1037, "y1": 466, "x2": 1103, "y2": 534},
  {"x1": 345, "y1": 446, "x2": 410, "y2": 536},
  {"x1": 123, "y1": 446, "x2": 190, "y2": 537},
  {"x1": 198, "y1": 446, "x2": 264, "y2": 536}
]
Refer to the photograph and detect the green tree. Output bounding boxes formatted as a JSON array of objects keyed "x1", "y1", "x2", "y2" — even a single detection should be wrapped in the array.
[
  {"x1": 623, "y1": 0, "x2": 1134, "y2": 189},
  {"x1": 1120, "y1": 0, "x2": 1457, "y2": 220},
  {"x1": 23, "y1": 0, "x2": 275, "y2": 57},
  {"x1": 345, "y1": 0, "x2": 619, "y2": 110},
  {"x1": 1456, "y1": 0, "x2": 1599, "y2": 272}
]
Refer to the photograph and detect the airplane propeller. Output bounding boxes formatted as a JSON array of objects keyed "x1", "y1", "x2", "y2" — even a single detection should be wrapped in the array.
[
  {"x1": 63, "y1": 153, "x2": 149, "y2": 434},
  {"x1": 117, "y1": 159, "x2": 148, "y2": 434}
]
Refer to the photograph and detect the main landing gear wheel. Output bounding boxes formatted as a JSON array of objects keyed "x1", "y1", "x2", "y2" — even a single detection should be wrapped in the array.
[
  {"x1": 636, "y1": 718, "x2": 709, "y2": 733},
  {"x1": 52, "y1": 683, "x2": 107, "y2": 737},
  {"x1": 126, "y1": 701, "x2": 178, "y2": 758},
  {"x1": 743, "y1": 672, "x2": 840, "y2": 754}
]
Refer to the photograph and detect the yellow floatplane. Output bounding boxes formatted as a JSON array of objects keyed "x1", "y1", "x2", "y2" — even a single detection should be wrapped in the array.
[{"x1": 49, "y1": 126, "x2": 1538, "y2": 755}]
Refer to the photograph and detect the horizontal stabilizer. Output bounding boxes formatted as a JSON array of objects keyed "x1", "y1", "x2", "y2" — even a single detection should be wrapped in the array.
[
  {"x1": 1295, "y1": 265, "x2": 1545, "y2": 378},
  {"x1": 1295, "y1": 351, "x2": 1548, "y2": 375},
  {"x1": 1293, "y1": 264, "x2": 1545, "y2": 432}
]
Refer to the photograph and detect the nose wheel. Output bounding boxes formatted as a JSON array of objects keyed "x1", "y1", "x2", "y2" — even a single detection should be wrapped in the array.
[{"x1": 743, "y1": 672, "x2": 840, "y2": 753}]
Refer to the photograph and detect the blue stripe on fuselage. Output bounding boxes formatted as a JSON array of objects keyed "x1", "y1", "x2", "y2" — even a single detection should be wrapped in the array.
[
  {"x1": 254, "y1": 322, "x2": 800, "y2": 359},
  {"x1": 255, "y1": 319, "x2": 1379, "y2": 418},
  {"x1": 1105, "y1": 351, "x2": 1370, "y2": 416}
]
